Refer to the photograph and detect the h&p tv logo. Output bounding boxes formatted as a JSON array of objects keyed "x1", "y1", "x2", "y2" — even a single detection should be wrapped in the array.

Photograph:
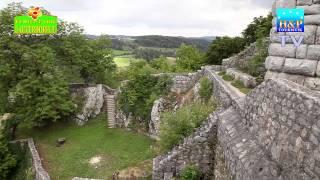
[{"x1": 276, "y1": 8, "x2": 304, "y2": 32}]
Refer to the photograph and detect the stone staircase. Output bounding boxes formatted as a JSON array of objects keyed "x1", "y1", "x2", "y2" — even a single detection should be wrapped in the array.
[
  {"x1": 218, "y1": 107, "x2": 279, "y2": 180},
  {"x1": 106, "y1": 95, "x2": 116, "y2": 128}
]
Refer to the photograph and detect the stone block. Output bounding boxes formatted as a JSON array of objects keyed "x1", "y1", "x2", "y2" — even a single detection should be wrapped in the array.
[
  {"x1": 270, "y1": 27, "x2": 286, "y2": 43},
  {"x1": 286, "y1": 25, "x2": 317, "y2": 45},
  {"x1": 317, "y1": 61, "x2": 320, "y2": 76},
  {"x1": 268, "y1": 43, "x2": 296, "y2": 58},
  {"x1": 283, "y1": 58, "x2": 317, "y2": 76},
  {"x1": 276, "y1": 0, "x2": 297, "y2": 8},
  {"x1": 307, "y1": 45, "x2": 320, "y2": 60},
  {"x1": 317, "y1": 26, "x2": 320, "y2": 44},
  {"x1": 304, "y1": 77, "x2": 320, "y2": 90},
  {"x1": 277, "y1": 72, "x2": 306, "y2": 84},
  {"x1": 265, "y1": 56, "x2": 285, "y2": 72},
  {"x1": 296, "y1": 44, "x2": 308, "y2": 59},
  {"x1": 297, "y1": 5, "x2": 320, "y2": 15},
  {"x1": 297, "y1": 0, "x2": 313, "y2": 5},
  {"x1": 305, "y1": 15, "x2": 320, "y2": 25},
  {"x1": 265, "y1": 71, "x2": 279, "y2": 80}
]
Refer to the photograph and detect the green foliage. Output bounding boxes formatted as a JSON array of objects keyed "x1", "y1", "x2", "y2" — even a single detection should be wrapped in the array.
[
  {"x1": 205, "y1": 36, "x2": 246, "y2": 65},
  {"x1": 239, "y1": 37, "x2": 268, "y2": 82},
  {"x1": 150, "y1": 56, "x2": 174, "y2": 73},
  {"x1": 199, "y1": 77, "x2": 213, "y2": 102},
  {"x1": 0, "y1": 3, "x2": 116, "y2": 133},
  {"x1": 0, "y1": 139, "x2": 17, "y2": 179},
  {"x1": 222, "y1": 74, "x2": 234, "y2": 81},
  {"x1": 218, "y1": 71, "x2": 226, "y2": 76},
  {"x1": 118, "y1": 67, "x2": 172, "y2": 128},
  {"x1": 242, "y1": 13, "x2": 273, "y2": 45},
  {"x1": 176, "y1": 44, "x2": 204, "y2": 72},
  {"x1": 158, "y1": 101, "x2": 217, "y2": 151},
  {"x1": 231, "y1": 80, "x2": 252, "y2": 94},
  {"x1": 180, "y1": 165, "x2": 201, "y2": 180},
  {"x1": 8, "y1": 142, "x2": 33, "y2": 180}
]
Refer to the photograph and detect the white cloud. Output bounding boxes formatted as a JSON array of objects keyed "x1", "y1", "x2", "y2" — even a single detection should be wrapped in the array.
[{"x1": 0, "y1": 0, "x2": 273, "y2": 37}]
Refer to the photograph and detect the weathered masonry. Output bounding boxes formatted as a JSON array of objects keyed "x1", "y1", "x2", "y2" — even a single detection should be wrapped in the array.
[{"x1": 153, "y1": 0, "x2": 320, "y2": 179}]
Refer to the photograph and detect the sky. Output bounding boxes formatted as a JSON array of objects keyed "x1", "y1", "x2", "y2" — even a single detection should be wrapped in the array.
[{"x1": 0, "y1": 0, "x2": 273, "y2": 37}]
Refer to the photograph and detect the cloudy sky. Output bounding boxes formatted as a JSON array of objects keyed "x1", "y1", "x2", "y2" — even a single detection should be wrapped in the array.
[{"x1": 0, "y1": 0, "x2": 273, "y2": 37}]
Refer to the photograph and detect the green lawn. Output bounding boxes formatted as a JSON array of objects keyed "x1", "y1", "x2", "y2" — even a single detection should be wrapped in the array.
[
  {"x1": 17, "y1": 115, "x2": 155, "y2": 179},
  {"x1": 114, "y1": 57, "x2": 131, "y2": 67}
]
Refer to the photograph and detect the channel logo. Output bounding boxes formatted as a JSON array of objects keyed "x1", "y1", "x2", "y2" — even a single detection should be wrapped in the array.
[{"x1": 276, "y1": 8, "x2": 304, "y2": 32}]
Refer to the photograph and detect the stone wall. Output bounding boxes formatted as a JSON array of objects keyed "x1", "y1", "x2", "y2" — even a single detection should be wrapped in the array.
[
  {"x1": 170, "y1": 70, "x2": 203, "y2": 94},
  {"x1": 226, "y1": 68, "x2": 257, "y2": 88},
  {"x1": 244, "y1": 78, "x2": 320, "y2": 179},
  {"x1": 12, "y1": 139, "x2": 51, "y2": 180},
  {"x1": 152, "y1": 111, "x2": 219, "y2": 179},
  {"x1": 222, "y1": 40, "x2": 269, "y2": 69},
  {"x1": 266, "y1": 0, "x2": 320, "y2": 91}
]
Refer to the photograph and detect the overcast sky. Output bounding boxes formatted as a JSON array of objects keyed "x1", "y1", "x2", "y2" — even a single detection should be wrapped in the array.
[{"x1": 0, "y1": 0, "x2": 273, "y2": 37}]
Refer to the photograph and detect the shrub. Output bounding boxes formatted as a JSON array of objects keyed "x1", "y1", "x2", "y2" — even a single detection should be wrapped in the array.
[
  {"x1": 199, "y1": 77, "x2": 213, "y2": 102},
  {"x1": 180, "y1": 165, "x2": 201, "y2": 180},
  {"x1": 218, "y1": 71, "x2": 226, "y2": 76},
  {"x1": 0, "y1": 139, "x2": 17, "y2": 179},
  {"x1": 222, "y1": 74, "x2": 234, "y2": 81},
  {"x1": 158, "y1": 101, "x2": 217, "y2": 151},
  {"x1": 118, "y1": 73, "x2": 172, "y2": 128}
]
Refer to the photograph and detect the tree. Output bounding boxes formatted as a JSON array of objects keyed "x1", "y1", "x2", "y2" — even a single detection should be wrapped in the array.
[
  {"x1": 176, "y1": 44, "x2": 203, "y2": 71},
  {"x1": 242, "y1": 13, "x2": 273, "y2": 45},
  {"x1": 0, "y1": 3, "x2": 115, "y2": 137},
  {"x1": 205, "y1": 36, "x2": 246, "y2": 65},
  {"x1": 0, "y1": 139, "x2": 16, "y2": 179}
]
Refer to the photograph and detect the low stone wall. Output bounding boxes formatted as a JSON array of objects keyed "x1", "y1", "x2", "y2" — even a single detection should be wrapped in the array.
[
  {"x1": 170, "y1": 70, "x2": 203, "y2": 94},
  {"x1": 244, "y1": 78, "x2": 320, "y2": 178},
  {"x1": 204, "y1": 67, "x2": 245, "y2": 112},
  {"x1": 152, "y1": 111, "x2": 219, "y2": 179},
  {"x1": 12, "y1": 139, "x2": 51, "y2": 180},
  {"x1": 226, "y1": 68, "x2": 257, "y2": 88}
]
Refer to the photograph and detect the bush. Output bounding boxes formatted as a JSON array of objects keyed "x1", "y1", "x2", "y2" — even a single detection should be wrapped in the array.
[
  {"x1": 199, "y1": 77, "x2": 213, "y2": 102},
  {"x1": 0, "y1": 139, "x2": 17, "y2": 179},
  {"x1": 222, "y1": 74, "x2": 234, "y2": 81},
  {"x1": 218, "y1": 71, "x2": 226, "y2": 76},
  {"x1": 118, "y1": 73, "x2": 172, "y2": 128},
  {"x1": 158, "y1": 101, "x2": 217, "y2": 151},
  {"x1": 180, "y1": 165, "x2": 201, "y2": 180}
]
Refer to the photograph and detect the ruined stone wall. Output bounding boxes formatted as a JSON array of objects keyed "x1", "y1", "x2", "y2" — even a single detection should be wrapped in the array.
[
  {"x1": 266, "y1": 0, "x2": 320, "y2": 91},
  {"x1": 12, "y1": 139, "x2": 51, "y2": 180},
  {"x1": 244, "y1": 78, "x2": 320, "y2": 178},
  {"x1": 152, "y1": 111, "x2": 219, "y2": 179},
  {"x1": 170, "y1": 70, "x2": 203, "y2": 94}
]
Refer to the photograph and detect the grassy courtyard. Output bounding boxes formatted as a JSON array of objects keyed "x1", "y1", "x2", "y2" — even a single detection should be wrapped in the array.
[{"x1": 17, "y1": 115, "x2": 155, "y2": 179}]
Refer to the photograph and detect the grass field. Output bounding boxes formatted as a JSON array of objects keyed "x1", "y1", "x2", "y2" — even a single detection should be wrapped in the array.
[
  {"x1": 114, "y1": 57, "x2": 131, "y2": 67},
  {"x1": 17, "y1": 115, "x2": 155, "y2": 179}
]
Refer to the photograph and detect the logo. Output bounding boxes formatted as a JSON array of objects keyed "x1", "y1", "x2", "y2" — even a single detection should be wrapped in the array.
[
  {"x1": 14, "y1": 7, "x2": 57, "y2": 34},
  {"x1": 276, "y1": 8, "x2": 304, "y2": 32}
]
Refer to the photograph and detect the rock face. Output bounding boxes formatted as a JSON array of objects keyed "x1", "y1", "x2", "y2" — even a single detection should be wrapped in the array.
[
  {"x1": 149, "y1": 98, "x2": 165, "y2": 139},
  {"x1": 70, "y1": 84, "x2": 117, "y2": 126},
  {"x1": 75, "y1": 84, "x2": 105, "y2": 125},
  {"x1": 267, "y1": 0, "x2": 320, "y2": 90}
]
